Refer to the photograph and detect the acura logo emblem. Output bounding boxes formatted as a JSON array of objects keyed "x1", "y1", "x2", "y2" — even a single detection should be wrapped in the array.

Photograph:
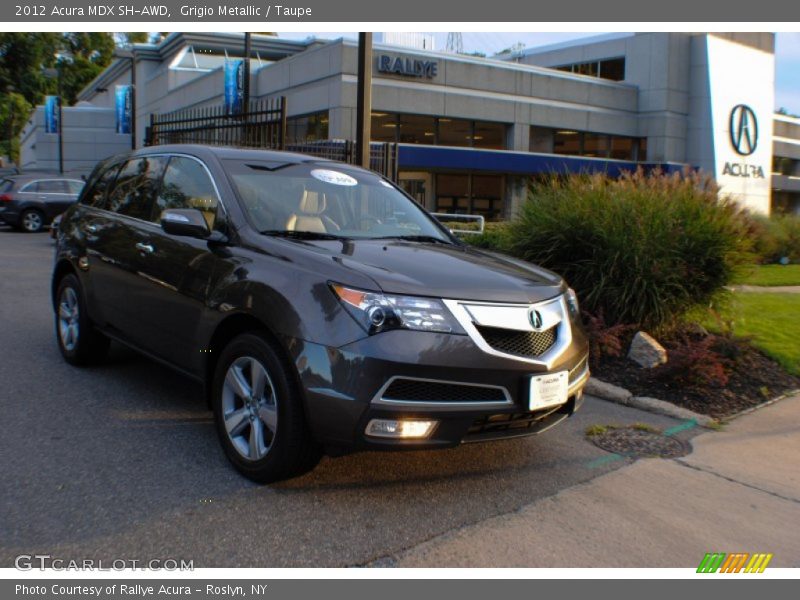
[
  {"x1": 529, "y1": 308, "x2": 544, "y2": 331},
  {"x1": 729, "y1": 104, "x2": 758, "y2": 156}
]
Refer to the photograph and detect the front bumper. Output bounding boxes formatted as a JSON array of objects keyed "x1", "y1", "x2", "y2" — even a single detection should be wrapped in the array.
[{"x1": 285, "y1": 325, "x2": 590, "y2": 451}]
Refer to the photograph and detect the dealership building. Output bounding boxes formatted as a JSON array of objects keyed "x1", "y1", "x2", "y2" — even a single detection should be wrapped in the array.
[{"x1": 18, "y1": 31, "x2": 800, "y2": 217}]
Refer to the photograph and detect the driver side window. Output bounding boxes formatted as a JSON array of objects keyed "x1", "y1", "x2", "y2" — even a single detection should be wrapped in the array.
[{"x1": 154, "y1": 156, "x2": 221, "y2": 231}]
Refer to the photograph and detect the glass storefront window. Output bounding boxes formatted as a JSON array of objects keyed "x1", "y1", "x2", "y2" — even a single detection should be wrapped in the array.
[
  {"x1": 437, "y1": 118, "x2": 473, "y2": 147},
  {"x1": 371, "y1": 112, "x2": 398, "y2": 143},
  {"x1": 473, "y1": 121, "x2": 506, "y2": 149},
  {"x1": 609, "y1": 136, "x2": 634, "y2": 160},
  {"x1": 554, "y1": 130, "x2": 581, "y2": 155},
  {"x1": 287, "y1": 111, "x2": 329, "y2": 143},
  {"x1": 583, "y1": 133, "x2": 609, "y2": 158},
  {"x1": 398, "y1": 114, "x2": 436, "y2": 144},
  {"x1": 435, "y1": 173, "x2": 504, "y2": 221}
]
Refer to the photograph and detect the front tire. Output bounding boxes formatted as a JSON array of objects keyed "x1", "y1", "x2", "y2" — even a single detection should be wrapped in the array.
[
  {"x1": 20, "y1": 209, "x2": 45, "y2": 233},
  {"x1": 55, "y1": 274, "x2": 110, "y2": 365},
  {"x1": 212, "y1": 333, "x2": 321, "y2": 483}
]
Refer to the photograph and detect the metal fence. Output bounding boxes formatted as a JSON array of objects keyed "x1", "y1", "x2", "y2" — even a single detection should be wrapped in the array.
[
  {"x1": 145, "y1": 97, "x2": 287, "y2": 149},
  {"x1": 145, "y1": 98, "x2": 399, "y2": 181},
  {"x1": 287, "y1": 140, "x2": 399, "y2": 181}
]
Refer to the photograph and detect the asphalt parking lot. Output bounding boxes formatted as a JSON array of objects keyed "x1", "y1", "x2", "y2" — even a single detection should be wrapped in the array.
[{"x1": 0, "y1": 226, "x2": 695, "y2": 568}]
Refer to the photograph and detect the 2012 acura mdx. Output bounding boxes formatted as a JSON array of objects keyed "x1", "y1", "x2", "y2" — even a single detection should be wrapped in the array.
[{"x1": 52, "y1": 145, "x2": 590, "y2": 482}]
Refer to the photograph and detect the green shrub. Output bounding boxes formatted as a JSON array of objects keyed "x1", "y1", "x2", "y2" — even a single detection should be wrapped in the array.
[
  {"x1": 751, "y1": 213, "x2": 800, "y2": 264},
  {"x1": 461, "y1": 221, "x2": 512, "y2": 251},
  {"x1": 505, "y1": 171, "x2": 754, "y2": 329}
]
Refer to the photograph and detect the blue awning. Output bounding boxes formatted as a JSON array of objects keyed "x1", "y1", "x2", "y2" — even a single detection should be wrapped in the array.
[{"x1": 397, "y1": 144, "x2": 686, "y2": 177}]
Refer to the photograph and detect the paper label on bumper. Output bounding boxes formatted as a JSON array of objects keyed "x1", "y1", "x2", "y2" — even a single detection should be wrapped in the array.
[{"x1": 529, "y1": 371, "x2": 568, "y2": 411}]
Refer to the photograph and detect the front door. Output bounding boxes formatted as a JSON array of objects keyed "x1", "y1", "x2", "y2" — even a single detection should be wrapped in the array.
[{"x1": 131, "y1": 155, "x2": 230, "y2": 373}]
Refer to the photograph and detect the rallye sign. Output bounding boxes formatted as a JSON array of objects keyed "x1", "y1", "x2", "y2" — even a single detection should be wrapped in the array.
[{"x1": 377, "y1": 55, "x2": 438, "y2": 78}]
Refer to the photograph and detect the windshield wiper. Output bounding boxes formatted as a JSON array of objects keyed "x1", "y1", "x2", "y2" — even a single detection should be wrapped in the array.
[
  {"x1": 260, "y1": 230, "x2": 350, "y2": 241},
  {"x1": 374, "y1": 234, "x2": 454, "y2": 245}
]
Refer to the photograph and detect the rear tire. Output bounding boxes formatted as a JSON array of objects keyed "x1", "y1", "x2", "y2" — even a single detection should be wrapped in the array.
[
  {"x1": 55, "y1": 274, "x2": 110, "y2": 366},
  {"x1": 20, "y1": 209, "x2": 45, "y2": 233},
  {"x1": 212, "y1": 332, "x2": 321, "y2": 483}
]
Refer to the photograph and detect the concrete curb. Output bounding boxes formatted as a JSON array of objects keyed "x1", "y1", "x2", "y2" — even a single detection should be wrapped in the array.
[{"x1": 585, "y1": 377, "x2": 718, "y2": 428}]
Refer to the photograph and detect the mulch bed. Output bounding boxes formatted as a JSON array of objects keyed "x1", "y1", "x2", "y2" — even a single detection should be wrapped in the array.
[{"x1": 593, "y1": 346, "x2": 800, "y2": 420}]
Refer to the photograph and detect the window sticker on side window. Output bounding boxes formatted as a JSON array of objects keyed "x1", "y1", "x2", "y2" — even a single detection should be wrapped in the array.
[{"x1": 310, "y1": 169, "x2": 358, "y2": 187}]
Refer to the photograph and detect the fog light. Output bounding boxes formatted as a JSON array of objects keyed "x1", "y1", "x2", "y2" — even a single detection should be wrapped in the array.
[{"x1": 365, "y1": 419, "x2": 438, "y2": 439}]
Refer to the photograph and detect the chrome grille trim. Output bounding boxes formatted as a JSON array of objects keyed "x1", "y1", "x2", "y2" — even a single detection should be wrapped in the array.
[
  {"x1": 443, "y1": 295, "x2": 573, "y2": 369},
  {"x1": 371, "y1": 375, "x2": 513, "y2": 410}
]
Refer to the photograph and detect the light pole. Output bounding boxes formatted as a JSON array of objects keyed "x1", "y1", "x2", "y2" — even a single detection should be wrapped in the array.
[
  {"x1": 355, "y1": 32, "x2": 373, "y2": 169},
  {"x1": 43, "y1": 67, "x2": 64, "y2": 174}
]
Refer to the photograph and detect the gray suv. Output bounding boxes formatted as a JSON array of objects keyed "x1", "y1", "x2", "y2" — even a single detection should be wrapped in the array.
[
  {"x1": 53, "y1": 146, "x2": 590, "y2": 483},
  {"x1": 0, "y1": 175, "x2": 85, "y2": 232}
]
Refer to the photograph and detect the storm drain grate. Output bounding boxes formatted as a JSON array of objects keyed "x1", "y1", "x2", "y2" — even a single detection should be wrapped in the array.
[{"x1": 590, "y1": 428, "x2": 690, "y2": 459}]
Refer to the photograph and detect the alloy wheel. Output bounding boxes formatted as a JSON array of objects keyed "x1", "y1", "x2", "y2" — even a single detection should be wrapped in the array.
[
  {"x1": 58, "y1": 287, "x2": 80, "y2": 352},
  {"x1": 22, "y1": 211, "x2": 43, "y2": 232},
  {"x1": 221, "y1": 356, "x2": 279, "y2": 461}
]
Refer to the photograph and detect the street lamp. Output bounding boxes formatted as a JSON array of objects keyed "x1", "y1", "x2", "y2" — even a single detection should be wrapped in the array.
[{"x1": 43, "y1": 67, "x2": 64, "y2": 174}]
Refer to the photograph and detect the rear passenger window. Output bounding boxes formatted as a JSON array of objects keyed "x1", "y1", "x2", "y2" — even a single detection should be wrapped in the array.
[
  {"x1": 66, "y1": 180, "x2": 84, "y2": 194},
  {"x1": 107, "y1": 157, "x2": 167, "y2": 221},
  {"x1": 83, "y1": 163, "x2": 121, "y2": 209},
  {"x1": 154, "y1": 157, "x2": 220, "y2": 230},
  {"x1": 37, "y1": 180, "x2": 69, "y2": 193}
]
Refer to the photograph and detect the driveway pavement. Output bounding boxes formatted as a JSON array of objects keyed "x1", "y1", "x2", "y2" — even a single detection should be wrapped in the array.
[{"x1": 392, "y1": 393, "x2": 800, "y2": 567}]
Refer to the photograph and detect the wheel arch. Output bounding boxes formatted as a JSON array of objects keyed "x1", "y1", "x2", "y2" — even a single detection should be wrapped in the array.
[
  {"x1": 51, "y1": 259, "x2": 77, "y2": 310},
  {"x1": 203, "y1": 312, "x2": 301, "y2": 407}
]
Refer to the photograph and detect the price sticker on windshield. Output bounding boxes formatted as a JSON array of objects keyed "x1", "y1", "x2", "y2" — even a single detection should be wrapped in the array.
[{"x1": 311, "y1": 169, "x2": 358, "y2": 186}]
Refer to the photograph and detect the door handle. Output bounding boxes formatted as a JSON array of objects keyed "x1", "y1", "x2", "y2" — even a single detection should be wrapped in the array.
[
  {"x1": 135, "y1": 242, "x2": 155, "y2": 255},
  {"x1": 83, "y1": 223, "x2": 98, "y2": 233}
]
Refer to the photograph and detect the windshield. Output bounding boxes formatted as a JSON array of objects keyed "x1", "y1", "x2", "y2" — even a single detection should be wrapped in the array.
[{"x1": 224, "y1": 160, "x2": 452, "y2": 242}]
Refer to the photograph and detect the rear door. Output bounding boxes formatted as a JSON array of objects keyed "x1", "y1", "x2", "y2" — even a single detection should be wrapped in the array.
[
  {"x1": 35, "y1": 179, "x2": 73, "y2": 220},
  {"x1": 86, "y1": 156, "x2": 167, "y2": 338}
]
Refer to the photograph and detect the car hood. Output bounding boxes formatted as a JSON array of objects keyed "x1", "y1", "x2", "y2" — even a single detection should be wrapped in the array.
[{"x1": 304, "y1": 239, "x2": 565, "y2": 304}]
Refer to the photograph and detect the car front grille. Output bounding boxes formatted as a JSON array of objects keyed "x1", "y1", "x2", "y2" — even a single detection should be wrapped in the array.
[
  {"x1": 475, "y1": 324, "x2": 558, "y2": 358},
  {"x1": 381, "y1": 378, "x2": 508, "y2": 404}
]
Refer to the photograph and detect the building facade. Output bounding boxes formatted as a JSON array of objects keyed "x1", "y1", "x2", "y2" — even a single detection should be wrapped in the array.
[{"x1": 19, "y1": 32, "x2": 800, "y2": 217}]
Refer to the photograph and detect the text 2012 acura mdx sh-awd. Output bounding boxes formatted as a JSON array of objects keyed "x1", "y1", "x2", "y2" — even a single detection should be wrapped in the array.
[{"x1": 52, "y1": 145, "x2": 590, "y2": 482}]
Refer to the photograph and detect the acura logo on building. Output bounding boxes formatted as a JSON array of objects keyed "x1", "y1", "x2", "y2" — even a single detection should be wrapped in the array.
[
  {"x1": 729, "y1": 104, "x2": 758, "y2": 156},
  {"x1": 529, "y1": 309, "x2": 544, "y2": 331}
]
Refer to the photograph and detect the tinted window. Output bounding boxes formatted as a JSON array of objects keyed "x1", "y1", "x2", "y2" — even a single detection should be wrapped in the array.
[
  {"x1": 154, "y1": 157, "x2": 220, "y2": 229},
  {"x1": 225, "y1": 160, "x2": 449, "y2": 241},
  {"x1": 66, "y1": 180, "x2": 84, "y2": 194},
  {"x1": 107, "y1": 157, "x2": 167, "y2": 221},
  {"x1": 37, "y1": 180, "x2": 69, "y2": 193},
  {"x1": 82, "y1": 163, "x2": 121, "y2": 209}
]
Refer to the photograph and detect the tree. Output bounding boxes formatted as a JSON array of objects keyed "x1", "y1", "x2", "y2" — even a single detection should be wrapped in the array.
[{"x1": 0, "y1": 92, "x2": 32, "y2": 163}]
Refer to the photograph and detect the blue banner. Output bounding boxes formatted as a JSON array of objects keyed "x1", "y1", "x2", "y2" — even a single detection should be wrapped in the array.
[
  {"x1": 44, "y1": 95, "x2": 59, "y2": 134},
  {"x1": 224, "y1": 59, "x2": 244, "y2": 115},
  {"x1": 115, "y1": 85, "x2": 133, "y2": 134}
]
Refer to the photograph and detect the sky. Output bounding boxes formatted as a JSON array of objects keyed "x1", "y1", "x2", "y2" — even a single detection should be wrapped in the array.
[{"x1": 275, "y1": 31, "x2": 800, "y2": 114}]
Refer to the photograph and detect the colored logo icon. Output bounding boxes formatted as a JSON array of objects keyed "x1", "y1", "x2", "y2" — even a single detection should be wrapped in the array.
[{"x1": 697, "y1": 552, "x2": 773, "y2": 573}]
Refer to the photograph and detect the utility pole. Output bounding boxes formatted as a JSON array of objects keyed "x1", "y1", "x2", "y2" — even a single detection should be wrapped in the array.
[
  {"x1": 130, "y1": 50, "x2": 137, "y2": 150},
  {"x1": 243, "y1": 32, "x2": 251, "y2": 112},
  {"x1": 355, "y1": 32, "x2": 373, "y2": 169}
]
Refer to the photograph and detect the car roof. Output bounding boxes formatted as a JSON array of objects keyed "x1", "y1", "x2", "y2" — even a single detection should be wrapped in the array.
[
  {"x1": 133, "y1": 144, "x2": 372, "y2": 173},
  {"x1": 4, "y1": 174, "x2": 83, "y2": 183}
]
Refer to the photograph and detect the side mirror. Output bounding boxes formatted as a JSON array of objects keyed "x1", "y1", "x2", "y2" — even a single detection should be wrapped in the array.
[{"x1": 160, "y1": 208, "x2": 211, "y2": 239}]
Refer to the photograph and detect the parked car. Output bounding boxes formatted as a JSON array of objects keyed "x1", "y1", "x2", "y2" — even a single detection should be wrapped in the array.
[
  {"x1": 52, "y1": 146, "x2": 590, "y2": 482},
  {"x1": 0, "y1": 174, "x2": 85, "y2": 233}
]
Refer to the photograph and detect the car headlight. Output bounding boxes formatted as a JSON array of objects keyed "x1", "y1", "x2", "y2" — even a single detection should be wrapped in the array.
[
  {"x1": 331, "y1": 283, "x2": 465, "y2": 335},
  {"x1": 566, "y1": 287, "x2": 580, "y2": 317}
]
